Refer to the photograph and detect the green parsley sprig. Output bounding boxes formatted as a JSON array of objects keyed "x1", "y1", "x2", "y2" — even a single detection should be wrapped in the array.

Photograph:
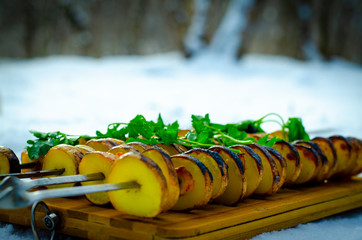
[{"x1": 25, "y1": 113, "x2": 309, "y2": 160}]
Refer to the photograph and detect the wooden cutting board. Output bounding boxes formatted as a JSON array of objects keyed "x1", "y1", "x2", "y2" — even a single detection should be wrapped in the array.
[{"x1": 1, "y1": 178, "x2": 362, "y2": 240}]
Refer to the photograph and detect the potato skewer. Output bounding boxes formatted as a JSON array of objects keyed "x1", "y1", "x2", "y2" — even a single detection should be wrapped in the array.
[
  {"x1": 0, "y1": 174, "x2": 139, "y2": 210},
  {"x1": 0, "y1": 152, "x2": 169, "y2": 218}
]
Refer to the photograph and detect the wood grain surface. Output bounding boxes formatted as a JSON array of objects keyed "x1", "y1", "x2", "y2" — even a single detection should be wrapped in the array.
[{"x1": 1, "y1": 178, "x2": 362, "y2": 240}]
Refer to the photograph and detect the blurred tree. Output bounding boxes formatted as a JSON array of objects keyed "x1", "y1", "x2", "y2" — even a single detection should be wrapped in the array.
[{"x1": 0, "y1": 0, "x2": 360, "y2": 63}]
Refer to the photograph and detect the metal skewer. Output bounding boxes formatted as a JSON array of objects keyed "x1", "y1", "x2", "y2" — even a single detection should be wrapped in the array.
[
  {"x1": 0, "y1": 175, "x2": 140, "y2": 209},
  {"x1": 0, "y1": 169, "x2": 65, "y2": 180},
  {"x1": 17, "y1": 172, "x2": 106, "y2": 190}
]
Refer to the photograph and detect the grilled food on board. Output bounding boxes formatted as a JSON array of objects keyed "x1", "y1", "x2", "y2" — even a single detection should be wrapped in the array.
[{"x1": 1, "y1": 113, "x2": 361, "y2": 218}]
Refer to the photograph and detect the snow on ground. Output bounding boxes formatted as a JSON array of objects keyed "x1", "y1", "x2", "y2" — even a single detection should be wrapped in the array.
[{"x1": 0, "y1": 52, "x2": 362, "y2": 239}]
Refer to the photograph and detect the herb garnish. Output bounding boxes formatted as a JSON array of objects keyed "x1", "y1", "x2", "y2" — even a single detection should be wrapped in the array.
[{"x1": 26, "y1": 113, "x2": 309, "y2": 160}]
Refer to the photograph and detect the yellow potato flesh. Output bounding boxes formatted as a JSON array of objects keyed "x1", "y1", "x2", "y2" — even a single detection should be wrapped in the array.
[
  {"x1": 230, "y1": 145, "x2": 262, "y2": 198},
  {"x1": 75, "y1": 145, "x2": 95, "y2": 155},
  {"x1": 171, "y1": 155, "x2": 212, "y2": 211},
  {"x1": 108, "y1": 153, "x2": 166, "y2": 218},
  {"x1": 267, "y1": 148, "x2": 286, "y2": 189},
  {"x1": 42, "y1": 146, "x2": 82, "y2": 188},
  {"x1": 311, "y1": 137, "x2": 337, "y2": 179},
  {"x1": 0, "y1": 153, "x2": 10, "y2": 174},
  {"x1": 126, "y1": 142, "x2": 149, "y2": 152},
  {"x1": 186, "y1": 151, "x2": 224, "y2": 199},
  {"x1": 329, "y1": 136, "x2": 351, "y2": 177},
  {"x1": 108, "y1": 145, "x2": 139, "y2": 155},
  {"x1": 272, "y1": 141, "x2": 300, "y2": 186},
  {"x1": 293, "y1": 145, "x2": 318, "y2": 184},
  {"x1": 349, "y1": 138, "x2": 362, "y2": 176},
  {"x1": 143, "y1": 148, "x2": 180, "y2": 211},
  {"x1": 156, "y1": 144, "x2": 181, "y2": 156},
  {"x1": 212, "y1": 149, "x2": 246, "y2": 205},
  {"x1": 79, "y1": 152, "x2": 116, "y2": 205},
  {"x1": 86, "y1": 139, "x2": 118, "y2": 152},
  {"x1": 251, "y1": 146, "x2": 279, "y2": 195}
]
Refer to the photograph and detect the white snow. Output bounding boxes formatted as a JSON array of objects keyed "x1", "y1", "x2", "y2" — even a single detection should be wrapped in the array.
[{"x1": 0, "y1": 52, "x2": 362, "y2": 239}]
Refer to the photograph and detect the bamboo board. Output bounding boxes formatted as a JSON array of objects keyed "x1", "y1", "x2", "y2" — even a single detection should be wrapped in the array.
[{"x1": 1, "y1": 178, "x2": 362, "y2": 240}]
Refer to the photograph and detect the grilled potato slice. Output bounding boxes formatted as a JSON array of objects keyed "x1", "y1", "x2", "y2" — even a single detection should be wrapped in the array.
[
  {"x1": 176, "y1": 166, "x2": 195, "y2": 196},
  {"x1": 348, "y1": 137, "x2": 362, "y2": 176},
  {"x1": 272, "y1": 140, "x2": 301, "y2": 186},
  {"x1": 86, "y1": 138, "x2": 120, "y2": 152},
  {"x1": 294, "y1": 141, "x2": 329, "y2": 182},
  {"x1": 0, "y1": 146, "x2": 20, "y2": 174},
  {"x1": 209, "y1": 146, "x2": 247, "y2": 205},
  {"x1": 106, "y1": 138, "x2": 125, "y2": 145},
  {"x1": 249, "y1": 144, "x2": 280, "y2": 195},
  {"x1": 174, "y1": 144, "x2": 190, "y2": 153},
  {"x1": 329, "y1": 136, "x2": 352, "y2": 178},
  {"x1": 74, "y1": 145, "x2": 95, "y2": 154},
  {"x1": 185, "y1": 148, "x2": 228, "y2": 199},
  {"x1": 229, "y1": 145, "x2": 263, "y2": 198},
  {"x1": 143, "y1": 147, "x2": 180, "y2": 211},
  {"x1": 156, "y1": 143, "x2": 184, "y2": 156},
  {"x1": 79, "y1": 151, "x2": 117, "y2": 205},
  {"x1": 311, "y1": 137, "x2": 337, "y2": 179},
  {"x1": 126, "y1": 142, "x2": 150, "y2": 152},
  {"x1": 108, "y1": 152, "x2": 167, "y2": 217},
  {"x1": 42, "y1": 144, "x2": 84, "y2": 188},
  {"x1": 265, "y1": 146, "x2": 287, "y2": 189},
  {"x1": 108, "y1": 144, "x2": 139, "y2": 157},
  {"x1": 293, "y1": 144, "x2": 319, "y2": 185},
  {"x1": 20, "y1": 150, "x2": 41, "y2": 173},
  {"x1": 171, "y1": 154, "x2": 213, "y2": 211}
]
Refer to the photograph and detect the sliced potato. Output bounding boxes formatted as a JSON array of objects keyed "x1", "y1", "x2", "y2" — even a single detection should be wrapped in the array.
[
  {"x1": 20, "y1": 150, "x2": 41, "y2": 173},
  {"x1": 86, "y1": 138, "x2": 119, "y2": 152},
  {"x1": 272, "y1": 140, "x2": 301, "y2": 186},
  {"x1": 185, "y1": 148, "x2": 228, "y2": 199},
  {"x1": 249, "y1": 144, "x2": 280, "y2": 195},
  {"x1": 106, "y1": 138, "x2": 125, "y2": 145},
  {"x1": 171, "y1": 154, "x2": 213, "y2": 211},
  {"x1": 294, "y1": 141, "x2": 329, "y2": 182},
  {"x1": 108, "y1": 152, "x2": 167, "y2": 217},
  {"x1": 79, "y1": 151, "x2": 117, "y2": 205},
  {"x1": 269, "y1": 130, "x2": 288, "y2": 141},
  {"x1": 42, "y1": 144, "x2": 84, "y2": 188},
  {"x1": 265, "y1": 146, "x2": 287, "y2": 189},
  {"x1": 178, "y1": 129, "x2": 190, "y2": 137},
  {"x1": 0, "y1": 146, "x2": 20, "y2": 174},
  {"x1": 246, "y1": 133, "x2": 267, "y2": 141},
  {"x1": 293, "y1": 144, "x2": 319, "y2": 185},
  {"x1": 74, "y1": 145, "x2": 95, "y2": 155},
  {"x1": 209, "y1": 146, "x2": 247, "y2": 205},
  {"x1": 174, "y1": 144, "x2": 190, "y2": 153},
  {"x1": 143, "y1": 147, "x2": 180, "y2": 211},
  {"x1": 311, "y1": 137, "x2": 337, "y2": 179},
  {"x1": 156, "y1": 143, "x2": 183, "y2": 156},
  {"x1": 229, "y1": 145, "x2": 263, "y2": 198},
  {"x1": 329, "y1": 135, "x2": 352, "y2": 178},
  {"x1": 176, "y1": 166, "x2": 195, "y2": 196},
  {"x1": 348, "y1": 137, "x2": 362, "y2": 176},
  {"x1": 108, "y1": 144, "x2": 139, "y2": 157},
  {"x1": 77, "y1": 137, "x2": 89, "y2": 145},
  {"x1": 126, "y1": 142, "x2": 150, "y2": 152}
]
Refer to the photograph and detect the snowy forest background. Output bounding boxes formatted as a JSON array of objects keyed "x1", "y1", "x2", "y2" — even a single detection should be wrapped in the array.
[{"x1": 0, "y1": 0, "x2": 361, "y2": 64}]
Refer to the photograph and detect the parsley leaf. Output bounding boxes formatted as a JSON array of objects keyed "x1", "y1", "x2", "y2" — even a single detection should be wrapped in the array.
[{"x1": 284, "y1": 117, "x2": 310, "y2": 142}]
